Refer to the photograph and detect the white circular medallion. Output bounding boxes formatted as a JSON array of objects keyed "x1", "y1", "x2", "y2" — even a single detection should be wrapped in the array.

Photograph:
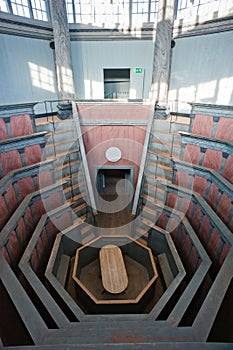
[{"x1": 105, "y1": 147, "x2": 122, "y2": 162}]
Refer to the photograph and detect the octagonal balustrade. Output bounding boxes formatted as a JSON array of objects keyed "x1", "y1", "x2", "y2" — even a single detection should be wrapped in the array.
[{"x1": 72, "y1": 235, "x2": 158, "y2": 314}]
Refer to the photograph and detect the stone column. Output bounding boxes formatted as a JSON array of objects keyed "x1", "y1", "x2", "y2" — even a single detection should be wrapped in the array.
[
  {"x1": 151, "y1": 0, "x2": 176, "y2": 107},
  {"x1": 49, "y1": 0, "x2": 76, "y2": 100}
]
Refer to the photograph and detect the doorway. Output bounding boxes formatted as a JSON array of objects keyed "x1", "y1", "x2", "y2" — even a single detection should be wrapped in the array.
[
  {"x1": 95, "y1": 166, "x2": 134, "y2": 202},
  {"x1": 95, "y1": 166, "x2": 134, "y2": 230},
  {"x1": 104, "y1": 69, "x2": 130, "y2": 99}
]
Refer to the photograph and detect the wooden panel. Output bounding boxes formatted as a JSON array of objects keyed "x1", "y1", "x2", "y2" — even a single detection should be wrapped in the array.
[{"x1": 99, "y1": 245, "x2": 128, "y2": 294}]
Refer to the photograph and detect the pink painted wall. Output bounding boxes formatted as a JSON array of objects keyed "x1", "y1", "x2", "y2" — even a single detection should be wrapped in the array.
[
  {"x1": 77, "y1": 104, "x2": 151, "y2": 121},
  {"x1": 78, "y1": 103, "x2": 150, "y2": 189},
  {"x1": 81, "y1": 125, "x2": 147, "y2": 188}
]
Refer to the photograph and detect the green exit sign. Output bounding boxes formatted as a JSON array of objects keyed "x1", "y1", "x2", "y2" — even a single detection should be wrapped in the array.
[{"x1": 135, "y1": 68, "x2": 143, "y2": 73}]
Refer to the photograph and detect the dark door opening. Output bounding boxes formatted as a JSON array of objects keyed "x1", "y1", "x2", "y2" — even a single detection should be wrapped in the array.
[
  {"x1": 104, "y1": 68, "x2": 130, "y2": 99},
  {"x1": 97, "y1": 169, "x2": 130, "y2": 197}
]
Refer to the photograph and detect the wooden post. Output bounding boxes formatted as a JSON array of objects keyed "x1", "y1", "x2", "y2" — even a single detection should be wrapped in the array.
[
  {"x1": 49, "y1": 0, "x2": 76, "y2": 100},
  {"x1": 151, "y1": 0, "x2": 176, "y2": 107}
]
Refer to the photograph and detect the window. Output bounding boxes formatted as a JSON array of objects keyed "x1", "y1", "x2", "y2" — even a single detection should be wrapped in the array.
[{"x1": 0, "y1": 0, "x2": 49, "y2": 21}]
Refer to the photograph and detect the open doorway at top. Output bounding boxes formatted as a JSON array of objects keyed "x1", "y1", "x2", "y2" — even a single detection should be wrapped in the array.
[{"x1": 104, "y1": 69, "x2": 130, "y2": 99}]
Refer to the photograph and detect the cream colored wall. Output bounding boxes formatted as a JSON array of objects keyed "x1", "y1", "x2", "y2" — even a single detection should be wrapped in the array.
[
  {"x1": 0, "y1": 34, "x2": 58, "y2": 105},
  {"x1": 71, "y1": 40, "x2": 154, "y2": 100},
  {"x1": 0, "y1": 28, "x2": 232, "y2": 109},
  {"x1": 168, "y1": 30, "x2": 233, "y2": 112}
]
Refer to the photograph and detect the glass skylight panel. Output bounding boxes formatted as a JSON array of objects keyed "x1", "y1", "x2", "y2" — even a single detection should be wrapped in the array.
[
  {"x1": 175, "y1": 0, "x2": 232, "y2": 22},
  {"x1": 31, "y1": 0, "x2": 48, "y2": 21},
  {"x1": 0, "y1": 0, "x2": 9, "y2": 13},
  {"x1": 11, "y1": 0, "x2": 30, "y2": 18},
  {"x1": 149, "y1": 0, "x2": 159, "y2": 22},
  {"x1": 132, "y1": 0, "x2": 149, "y2": 27},
  {"x1": 66, "y1": 0, "x2": 75, "y2": 23}
]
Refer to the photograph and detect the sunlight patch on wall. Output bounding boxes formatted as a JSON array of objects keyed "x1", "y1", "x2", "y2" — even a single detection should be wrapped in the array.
[
  {"x1": 60, "y1": 66, "x2": 75, "y2": 95},
  {"x1": 84, "y1": 79, "x2": 91, "y2": 99},
  {"x1": 28, "y1": 62, "x2": 55, "y2": 92},
  {"x1": 196, "y1": 80, "x2": 217, "y2": 101},
  {"x1": 217, "y1": 77, "x2": 233, "y2": 105},
  {"x1": 84, "y1": 79, "x2": 103, "y2": 99},
  {"x1": 178, "y1": 85, "x2": 196, "y2": 104}
]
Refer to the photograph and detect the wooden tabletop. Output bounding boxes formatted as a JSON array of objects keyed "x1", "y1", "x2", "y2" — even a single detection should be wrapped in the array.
[{"x1": 99, "y1": 244, "x2": 128, "y2": 294}]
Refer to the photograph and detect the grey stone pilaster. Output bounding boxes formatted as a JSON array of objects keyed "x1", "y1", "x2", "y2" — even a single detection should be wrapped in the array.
[
  {"x1": 151, "y1": 0, "x2": 176, "y2": 107},
  {"x1": 49, "y1": 0, "x2": 76, "y2": 100}
]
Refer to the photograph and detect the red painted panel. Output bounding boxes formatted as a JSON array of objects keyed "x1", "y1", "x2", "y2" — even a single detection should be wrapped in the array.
[
  {"x1": 18, "y1": 218, "x2": 27, "y2": 247},
  {"x1": 17, "y1": 177, "x2": 35, "y2": 200},
  {"x1": 207, "y1": 228, "x2": 221, "y2": 261},
  {"x1": 183, "y1": 235, "x2": 191, "y2": 259},
  {"x1": 192, "y1": 114, "x2": 213, "y2": 137},
  {"x1": 31, "y1": 248, "x2": 39, "y2": 272},
  {"x1": 0, "y1": 119, "x2": 8, "y2": 140},
  {"x1": 81, "y1": 125, "x2": 146, "y2": 189},
  {"x1": 177, "y1": 225, "x2": 186, "y2": 247},
  {"x1": 41, "y1": 227, "x2": 49, "y2": 249},
  {"x1": 188, "y1": 245, "x2": 198, "y2": 273},
  {"x1": 166, "y1": 192, "x2": 178, "y2": 208},
  {"x1": 175, "y1": 170, "x2": 189, "y2": 188},
  {"x1": 157, "y1": 212, "x2": 167, "y2": 230},
  {"x1": 183, "y1": 145, "x2": 200, "y2": 164},
  {"x1": 0, "y1": 150, "x2": 22, "y2": 176},
  {"x1": 193, "y1": 176, "x2": 208, "y2": 197},
  {"x1": 217, "y1": 193, "x2": 232, "y2": 224},
  {"x1": 24, "y1": 145, "x2": 42, "y2": 165},
  {"x1": 32, "y1": 199, "x2": 45, "y2": 222},
  {"x1": 0, "y1": 195, "x2": 9, "y2": 231},
  {"x1": 203, "y1": 149, "x2": 222, "y2": 172},
  {"x1": 49, "y1": 192, "x2": 61, "y2": 210},
  {"x1": 46, "y1": 220, "x2": 59, "y2": 240},
  {"x1": 191, "y1": 205, "x2": 202, "y2": 232},
  {"x1": 186, "y1": 201, "x2": 193, "y2": 219},
  {"x1": 37, "y1": 170, "x2": 53, "y2": 188},
  {"x1": 167, "y1": 217, "x2": 179, "y2": 234},
  {"x1": 215, "y1": 117, "x2": 233, "y2": 141},
  {"x1": 77, "y1": 104, "x2": 151, "y2": 121},
  {"x1": 180, "y1": 197, "x2": 192, "y2": 216},
  {"x1": 219, "y1": 243, "x2": 230, "y2": 266},
  {"x1": 199, "y1": 216, "x2": 211, "y2": 244},
  {"x1": 37, "y1": 237, "x2": 44, "y2": 257},
  {"x1": 6, "y1": 184, "x2": 17, "y2": 215},
  {"x1": 207, "y1": 182, "x2": 219, "y2": 209},
  {"x1": 223, "y1": 155, "x2": 233, "y2": 184},
  {"x1": 10, "y1": 114, "x2": 33, "y2": 137},
  {"x1": 60, "y1": 212, "x2": 72, "y2": 229},
  {"x1": 25, "y1": 207, "x2": 34, "y2": 232}
]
